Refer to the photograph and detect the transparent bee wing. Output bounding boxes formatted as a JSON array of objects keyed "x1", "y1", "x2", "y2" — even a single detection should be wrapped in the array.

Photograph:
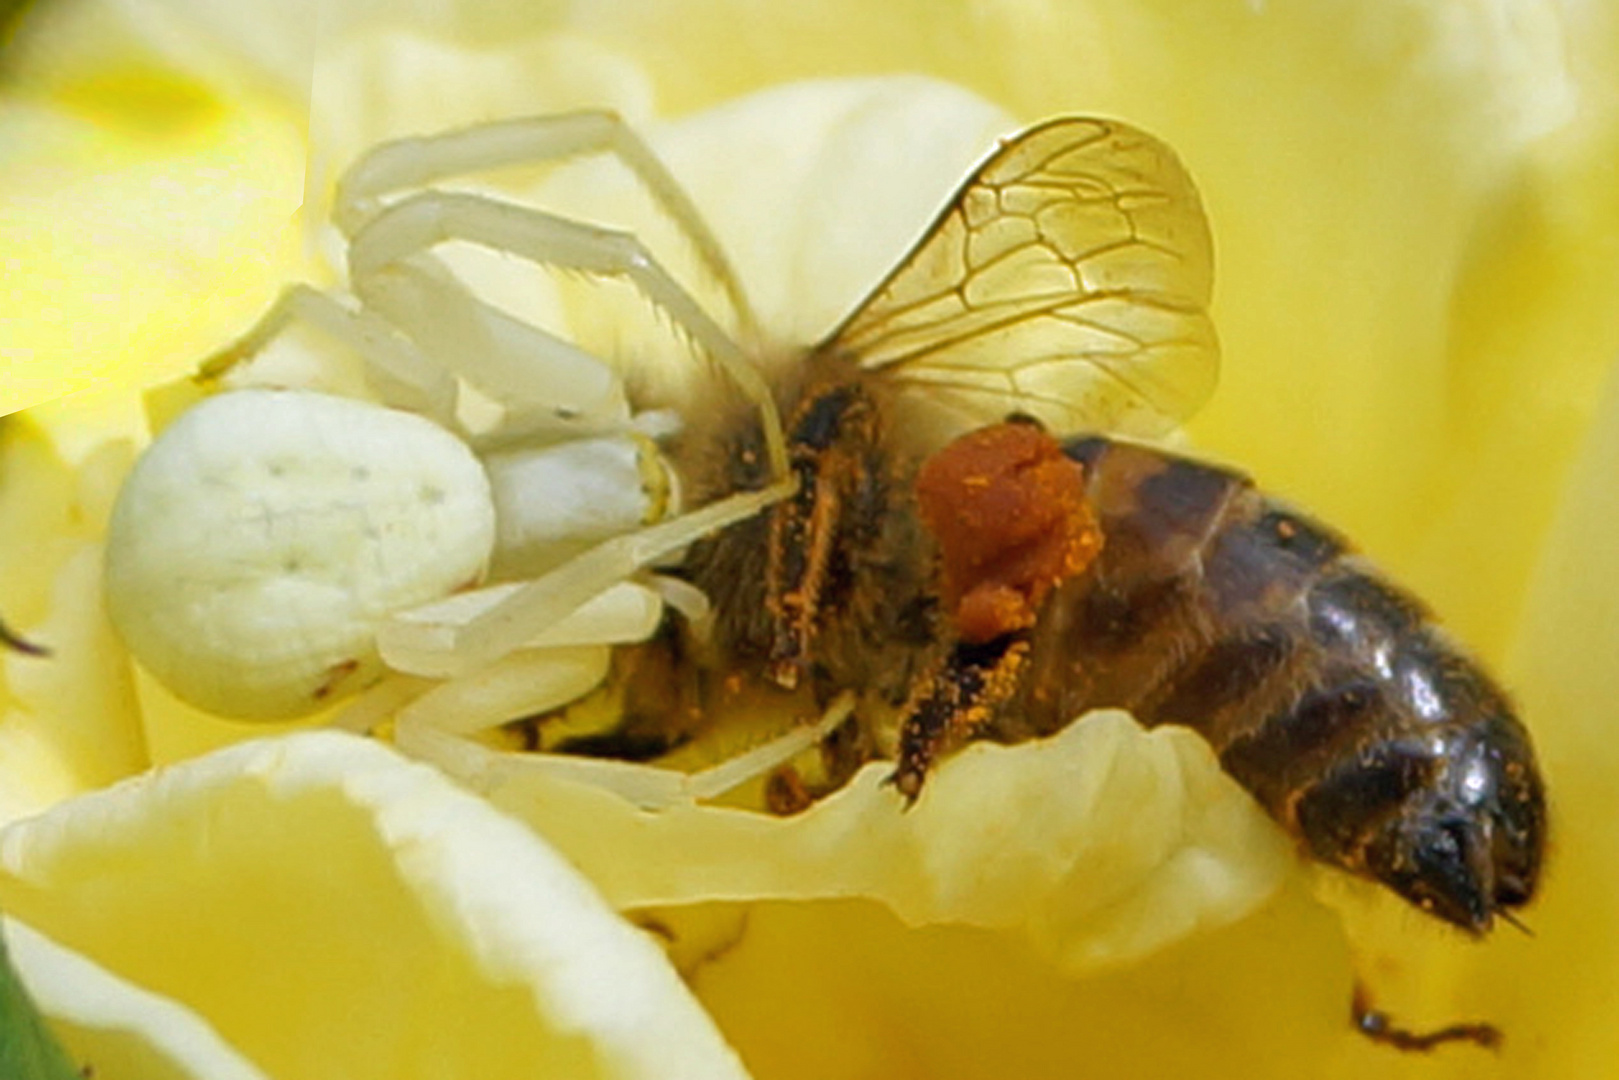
[{"x1": 822, "y1": 117, "x2": 1218, "y2": 438}]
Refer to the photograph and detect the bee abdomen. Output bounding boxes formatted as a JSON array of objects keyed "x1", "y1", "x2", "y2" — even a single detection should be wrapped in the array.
[
  {"x1": 1041, "y1": 438, "x2": 1465, "y2": 737},
  {"x1": 1024, "y1": 437, "x2": 1542, "y2": 921},
  {"x1": 1025, "y1": 435, "x2": 1349, "y2": 742}
]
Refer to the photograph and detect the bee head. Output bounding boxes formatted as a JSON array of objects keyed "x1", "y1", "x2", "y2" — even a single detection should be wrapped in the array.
[{"x1": 1361, "y1": 715, "x2": 1545, "y2": 933}]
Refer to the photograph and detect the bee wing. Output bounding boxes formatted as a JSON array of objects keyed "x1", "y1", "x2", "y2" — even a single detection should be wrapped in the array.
[{"x1": 821, "y1": 117, "x2": 1218, "y2": 438}]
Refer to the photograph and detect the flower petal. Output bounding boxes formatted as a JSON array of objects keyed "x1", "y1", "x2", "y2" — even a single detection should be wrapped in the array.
[
  {"x1": 0, "y1": 422, "x2": 144, "y2": 824},
  {"x1": 421, "y1": 711, "x2": 1297, "y2": 973},
  {"x1": 412, "y1": 709, "x2": 1361, "y2": 1077},
  {"x1": 1, "y1": 0, "x2": 307, "y2": 417},
  {"x1": 0, "y1": 731, "x2": 751, "y2": 1080},
  {"x1": 6, "y1": 917, "x2": 270, "y2": 1080},
  {"x1": 1479, "y1": 357, "x2": 1619, "y2": 1073},
  {"x1": 0, "y1": 92, "x2": 305, "y2": 416}
]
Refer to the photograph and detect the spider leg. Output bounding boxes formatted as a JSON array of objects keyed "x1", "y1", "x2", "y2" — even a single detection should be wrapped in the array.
[
  {"x1": 378, "y1": 478, "x2": 791, "y2": 677},
  {"x1": 395, "y1": 684, "x2": 856, "y2": 811},
  {"x1": 397, "y1": 645, "x2": 614, "y2": 737},
  {"x1": 333, "y1": 111, "x2": 759, "y2": 342},
  {"x1": 344, "y1": 189, "x2": 786, "y2": 476},
  {"x1": 336, "y1": 148, "x2": 798, "y2": 683},
  {"x1": 199, "y1": 284, "x2": 458, "y2": 425},
  {"x1": 347, "y1": 252, "x2": 632, "y2": 436}
]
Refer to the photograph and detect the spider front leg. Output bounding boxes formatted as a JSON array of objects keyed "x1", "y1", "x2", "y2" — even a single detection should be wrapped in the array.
[
  {"x1": 333, "y1": 111, "x2": 771, "y2": 449},
  {"x1": 344, "y1": 187, "x2": 787, "y2": 476},
  {"x1": 333, "y1": 111, "x2": 759, "y2": 342},
  {"x1": 197, "y1": 283, "x2": 458, "y2": 424}
]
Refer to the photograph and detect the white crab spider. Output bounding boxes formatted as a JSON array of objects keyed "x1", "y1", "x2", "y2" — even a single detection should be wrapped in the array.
[{"x1": 104, "y1": 113, "x2": 816, "y2": 789}]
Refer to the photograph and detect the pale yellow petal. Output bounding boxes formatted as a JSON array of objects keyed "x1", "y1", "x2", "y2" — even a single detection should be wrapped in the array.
[
  {"x1": 6, "y1": 917, "x2": 271, "y2": 1080},
  {"x1": 0, "y1": 91, "x2": 305, "y2": 417},
  {"x1": 1, "y1": 0, "x2": 307, "y2": 419},
  {"x1": 1478, "y1": 356, "x2": 1619, "y2": 1075},
  {"x1": 423, "y1": 712, "x2": 1297, "y2": 974},
  {"x1": 6, "y1": 4, "x2": 1616, "y2": 1076},
  {"x1": 676, "y1": 886, "x2": 1351, "y2": 1080},
  {"x1": 1270, "y1": 330, "x2": 1619, "y2": 1079},
  {"x1": 413, "y1": 708, "x2": 1360, "y2": 1077},
  {"x1": 0, "y1": 732, "x2": 751, "y2": 1080},
  {"x1": 0, "y1": 423, "x2": 144, "y2": 823},
  {"x1": 307, "y1": 31, "x2": 657, "y2": 170}
]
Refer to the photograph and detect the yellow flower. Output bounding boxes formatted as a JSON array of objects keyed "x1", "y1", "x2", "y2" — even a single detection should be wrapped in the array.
[{"x1": 3, "y1": 2, "x2": 1618, "y2": 1078}]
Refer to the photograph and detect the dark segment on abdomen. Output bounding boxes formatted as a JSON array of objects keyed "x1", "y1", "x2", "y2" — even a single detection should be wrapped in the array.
[{"x1": 1012, "y1": 436, "x2": 1536, "y2": 870}]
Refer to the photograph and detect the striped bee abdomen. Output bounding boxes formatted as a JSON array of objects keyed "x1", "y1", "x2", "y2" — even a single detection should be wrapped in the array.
[{"x1": 1008, "y1": 435, "x2": 1544, "y2": 932}]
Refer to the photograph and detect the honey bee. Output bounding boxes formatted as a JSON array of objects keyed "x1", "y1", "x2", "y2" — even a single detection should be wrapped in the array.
[{"x1": 594, "y1": 118, "x2": 1545, "y2": 950}]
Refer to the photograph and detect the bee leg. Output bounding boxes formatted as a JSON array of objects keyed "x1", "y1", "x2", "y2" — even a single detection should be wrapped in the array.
[
  {"x1": 1350, "y1": 983, "x2": 1502, "y2": 1052},
  {"x1": 888, "y1": 632, "x2": 1031, "y2": 803},
  {"x1": 546, "y1": 633, "x2": 703, "y2": 759},
  {"x1": 764, "y1": 766, "x2": 818, "y2": 815},
  {"x1": 765, "y1": 382, "x2": 880, "y2": 689}
]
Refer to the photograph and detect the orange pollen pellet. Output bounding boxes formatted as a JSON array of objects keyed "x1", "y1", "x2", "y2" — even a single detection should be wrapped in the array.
[{"x1": 915, "y1": 422, "x2": 1103, "y2": 643}]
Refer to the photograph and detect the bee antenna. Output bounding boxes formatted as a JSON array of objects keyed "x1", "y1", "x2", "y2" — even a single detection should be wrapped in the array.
[{"x1": 1496, "y1": 909, "x2": 1535, "y2": 937}]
